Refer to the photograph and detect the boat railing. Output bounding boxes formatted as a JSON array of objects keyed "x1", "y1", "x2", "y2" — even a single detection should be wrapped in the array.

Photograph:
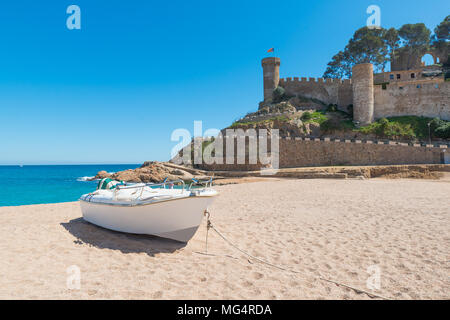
[
  {"x1": 188, "y1": 177, "x2": 213, "y2": 190},
  {"x1": 113, "y1": 179, "x2": 186, "y2": 202},
  {"x1": 115, "y1": 179, "x2": 186, "y2": 191},
  {"x1": 111, "y1": 177, "x2": 213, "y2": 202}
]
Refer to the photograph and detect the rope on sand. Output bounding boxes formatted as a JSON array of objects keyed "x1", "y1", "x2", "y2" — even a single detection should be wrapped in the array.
[{"x1": 203, "y1": 212, "x2": 391, "y2": 300}]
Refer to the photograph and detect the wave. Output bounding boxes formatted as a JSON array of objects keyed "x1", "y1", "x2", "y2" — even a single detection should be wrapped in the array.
[
  {"x1": 77, "y1": 176, "x2": 96, "y2": 182},
  {"x1": 77, "y1": 171, "x2": 116, "y2": 182}
]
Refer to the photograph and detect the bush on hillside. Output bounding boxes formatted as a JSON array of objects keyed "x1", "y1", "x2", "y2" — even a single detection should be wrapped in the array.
[
  {"x1": 430, "y1": 117, "x2": 445, "y2": 131},
  {"x1": 326, "y1": 104, "x2": 338, "y2": 112},
  {"x1": 301, "y1": 111, "x2": 312, "y2": 121},
  {"x1": 272, "y1": 86, "x2": 286, "y2": 103},
  {"x1": 428, "y1": 117, "x2": 450, "y2": 139},
  {"x1": 434, "y1": 122, "x2": 450, "y2": 139},
  {"x1": 358, "y1": 117, "x2": 416, "y2": 140},
  {"x1": 320, "y1": 118, "x2": 342, "y2": 132}
]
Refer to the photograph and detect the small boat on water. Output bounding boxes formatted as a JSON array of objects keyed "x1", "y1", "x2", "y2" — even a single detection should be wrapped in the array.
[{"x1": 79, "y1": 178, "x2": 218, "y2": 242}]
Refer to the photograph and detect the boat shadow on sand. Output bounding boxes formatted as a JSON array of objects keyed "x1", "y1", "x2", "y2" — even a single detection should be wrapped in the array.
[{"x1": 61, "y1": 218, "x2": 187, "y2": 256}]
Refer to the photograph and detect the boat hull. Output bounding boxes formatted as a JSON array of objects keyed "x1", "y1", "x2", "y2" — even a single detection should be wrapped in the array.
[{"x1": 80, "y1": 195, "x2": 215, "y2": 242}]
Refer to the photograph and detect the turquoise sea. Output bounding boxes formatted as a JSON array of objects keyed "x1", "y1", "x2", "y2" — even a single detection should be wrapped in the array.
[{"x1": 0, "y1": 164, "x2": 140, "y2": 207}]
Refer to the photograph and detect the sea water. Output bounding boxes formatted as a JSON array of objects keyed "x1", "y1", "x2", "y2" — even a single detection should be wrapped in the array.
[{"x1": 0, "y1": 164, "x2": 140, "y2": 207}]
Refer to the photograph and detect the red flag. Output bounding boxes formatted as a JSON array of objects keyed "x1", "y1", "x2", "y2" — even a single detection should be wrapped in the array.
[{"x1": 267, "y1": 48, "x2": 274, "y2": 53}]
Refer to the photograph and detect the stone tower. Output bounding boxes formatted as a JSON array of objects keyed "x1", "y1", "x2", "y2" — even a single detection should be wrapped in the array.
[
  {"x1": 352, "y1": 63, "x2": 374, "y2": 125},
  {"x1": 262, "y1": 57, "x2": 281, "y2": 102}
]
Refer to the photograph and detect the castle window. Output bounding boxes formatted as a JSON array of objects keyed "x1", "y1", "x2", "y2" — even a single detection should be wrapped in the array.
[
  {"x1": 396, "y1": 74, "x2": 401, "y2": 79},
  {"x1": 411, "y1": 73, "x2": 415, "y2": 78},
  {"x1": 389, "y1": 74, "x2": 394, "y2": 80},
  {"x1": 382, "y1": 83, "x2": 387, "y2": 90},
  {"x1": 399, "y1": 86, "x2": 403, "y2": 90}
]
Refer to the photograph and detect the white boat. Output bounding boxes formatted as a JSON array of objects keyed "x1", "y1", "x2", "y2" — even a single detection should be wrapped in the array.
[{"x1": 79, "y1": 179, "x2": 218, "y2": 242}]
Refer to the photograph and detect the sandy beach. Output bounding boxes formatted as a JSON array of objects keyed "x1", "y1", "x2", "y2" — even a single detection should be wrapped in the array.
[{"x1": 0, "y1": 178, "x2": 448, "y2": 299}]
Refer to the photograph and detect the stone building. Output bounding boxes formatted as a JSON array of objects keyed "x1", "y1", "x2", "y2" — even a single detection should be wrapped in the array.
[
  {"x1": 390, "y1": 48, "x2": 448, "y2": 71},
  {"x1": 261, "y1": 57, "x2": 450, "y2": 124}
]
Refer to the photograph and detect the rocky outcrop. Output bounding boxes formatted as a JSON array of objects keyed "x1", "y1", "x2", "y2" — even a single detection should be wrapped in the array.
[
  {"x1": 90, "y1": 161, "x2": 213, "y2": 183},
  {"x1": 95, "y1": 171, "x2": 111, "y2": 180}
]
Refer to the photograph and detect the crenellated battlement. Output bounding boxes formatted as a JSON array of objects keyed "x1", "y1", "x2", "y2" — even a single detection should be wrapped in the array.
[
  {"x1": 195, "y1": 135, "x2": 447, "y2": 171},
  {"x1": 262, "y1": 57, "x2": 449, "y2": 122},
  {"x1": 278, "y1": 77, "x2": 352, "y2": 84},
  {"x1": 276, "y1": 75, "x2": 353, "y2": 108}
]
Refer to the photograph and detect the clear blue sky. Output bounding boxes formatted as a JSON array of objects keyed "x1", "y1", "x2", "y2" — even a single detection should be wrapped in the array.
[{"x1": 0, "y1": 0, "x2": 448, "y2": 164}]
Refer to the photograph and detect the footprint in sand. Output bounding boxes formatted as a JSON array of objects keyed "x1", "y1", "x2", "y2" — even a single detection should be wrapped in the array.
[
  {"x1": 347, "y1": 271, "x2": 358, "y2": 277},
  {"x1": 252, "y1": 272, "x2": 264, "y2": 280},
  {"x1": 88, "y1": 289, "x2": 97, "y2": 296}
]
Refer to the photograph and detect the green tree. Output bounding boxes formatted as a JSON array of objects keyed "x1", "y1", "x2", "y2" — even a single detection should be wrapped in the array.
[
  {"x1": 398, "y1": 23, "x2": 431, "y2": 69},
  {"x1": 323, "y1": 27, "x2": 388, "y2": 78},
  {"x1": 398, "y1": 23, "x2": 431, "y2": 48},
  {"x1": 383, "y1": 28, "x2": 400, "y2": 65},
  {"x1": 346, "y1": 27, "x2": 388, "y2": 66},
  {"x1": 432, "y1": 15, "x2": 449, "y2": 73},
  {"x1": 433, "y1": 15, "x2": 449, "y2": 41},
  {"x1": 323, "y1": 51, "x2": 351, "y2": 78},
  {"x1": 434, "y1": 123, "x2": 450, "y2": 139},
  {"x1": 322, "y1": 21, "x2": 447, "y2": 78},
  {"x1": 272, "y1": 86, "x2": 286, "y2": 103}
]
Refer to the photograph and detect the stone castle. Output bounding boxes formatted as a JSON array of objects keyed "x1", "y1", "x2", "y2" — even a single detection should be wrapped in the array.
[
  {"x1": 176, "y1": 55, "x2": 450, "y2": 171},
  {"x1": 261, "y1": 56, "x2": 450, "y2": 125}
]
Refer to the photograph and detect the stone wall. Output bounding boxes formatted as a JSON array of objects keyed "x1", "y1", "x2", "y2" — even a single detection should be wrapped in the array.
[
  {"x1": 374, "y1": 69, "x2": 445, "y2": 84},
  {"x1": 278, "y1": 138, "x2": 444, "y2": 168},
  {"x1": 390, "y1": 49, "x2": 449, "y2": 72},
  {"x1": 374, "y1": 81, "x2": 450, "y2": 120},
  {"x1": 196, "y1": 137, "x2": 447, "y2": 171},
  {"x1": 278, "y1": 77, "x2": 353, "y2": 108}
]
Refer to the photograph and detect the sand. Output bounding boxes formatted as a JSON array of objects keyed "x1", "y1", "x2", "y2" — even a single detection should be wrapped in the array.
[{"x1": 0, "y1": 178, "x2": 448, "y2": 299}]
